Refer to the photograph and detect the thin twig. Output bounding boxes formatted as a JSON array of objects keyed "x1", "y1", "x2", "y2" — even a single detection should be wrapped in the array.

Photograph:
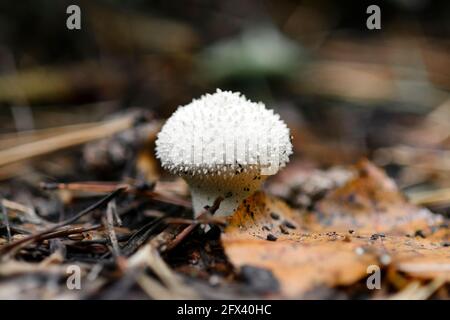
[
  {"x1": 1, "y1": 203, "x2": 12, "y2": 243},
  {"x1": 164, "y1": 196, "x2": 223, "y2": 252},
  {"x1": 40, "y1": 224, "x2": 101, "y2": 242},
  {"x1": 40, "y1": 181, "x2": 191, "y2": 208},
  {"x1": 389, "y1": 278, "x2": 446, "y2": 300},
  {"x1": 119, "y1": 218, "x2": 166, "y2": 256},
  {"x1": 164, "y1": 216, "x2": 226, "y2": 226},
  {"x1": 129, "y1": 244, "x2": 198, "y2": 299},
  {"x1": 56, "y1": 188, "x2": 126, "y2": 229},
  {"x1": 0, "y1": 122, "x2": 98, "y2": 149},
  {"x1": 408, "y1": 187, "x2": 450, "y2": 206},
  {"x1": 0, "y1": 188, "x2": 125, "y2": 256},
  {"x1": 0, "y1": 116, "x2": 134, "y2": 167},
  {"x1": 1, "y1": 198, "x2": 44, "y2": 224},
  {"x1": 105, "y1": 201, "x2": 121, "y2": 257}
]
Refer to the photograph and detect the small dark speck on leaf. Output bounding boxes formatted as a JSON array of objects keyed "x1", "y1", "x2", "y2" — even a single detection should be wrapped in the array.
[
  {"x1": 347, "y1": 194, "x2": 356, "y2": 203},
  {"x1": 414, "y1": 230, "x2": 426, "y2": 238},
  {"x1": 283, "y1": 220, "x2": 296, "y2": 229},
  {"x1": 270, "y1": 212, "x2": 280, "y2": 220},
  {"x1": 135, "y1": 181, "x2": 155, "y2": 191},
  {"x1": 370, "y1": 233, "x2": 385, "y2": 241},
  {"x1": 240, "y1": 265, "x2": 280, "y2": 294},
  {"x1": 359, "y1": 168, "x2": 368, "y2": 177},
  {"x1": 279, "y1": 225, "x2": 289, "y2": 235}
]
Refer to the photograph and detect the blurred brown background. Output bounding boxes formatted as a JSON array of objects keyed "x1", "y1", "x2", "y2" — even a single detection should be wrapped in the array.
[{"x1": 0, "y1": 0, "x2": 449, "y2": 212}]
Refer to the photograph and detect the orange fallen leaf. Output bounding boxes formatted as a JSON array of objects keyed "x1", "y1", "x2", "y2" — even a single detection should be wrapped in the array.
[
  {"x1": 222, "y1": 192, "x2": 378, "y2": 297},
  {"x1": 221, "y1": 160, "x2": 449, "y2": 298},
  {"x1": 312, "y1": 159, "x2": 443, "y2": 234}
]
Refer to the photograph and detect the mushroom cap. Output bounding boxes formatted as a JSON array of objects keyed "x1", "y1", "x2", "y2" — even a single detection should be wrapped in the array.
[{"x1": 155, "y1": 89, "x2": 292, "y2": 177}]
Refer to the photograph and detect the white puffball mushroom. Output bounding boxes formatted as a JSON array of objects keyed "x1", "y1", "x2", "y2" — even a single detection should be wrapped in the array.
[{"x1": 155, "y1": 89, "x2": 292, "y2": 217}]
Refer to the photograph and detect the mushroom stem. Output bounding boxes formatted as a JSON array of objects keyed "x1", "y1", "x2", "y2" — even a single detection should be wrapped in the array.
[{"x1": 186, "y1": 174, "x2": 267, "y2": 217}]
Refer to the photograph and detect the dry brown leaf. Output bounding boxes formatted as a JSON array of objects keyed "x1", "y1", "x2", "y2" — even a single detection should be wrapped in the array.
[
  {"x1": 383, "y1": 236, "x2": 450, "y2": 280},
  {"x1": 222, "y1": 192, "x2": 378, "y2": 297},
  {"x1": 312, "y1": 159, "x2": 443, "y2": 234},
  {"x1": 221, "y1": 160, "x2": 449, "y2": 297}
]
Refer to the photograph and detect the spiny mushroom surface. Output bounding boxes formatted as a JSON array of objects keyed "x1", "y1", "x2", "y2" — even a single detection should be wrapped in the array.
[{"x1": 155, "y1": 89, "x2": 292, "y2": 217}]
